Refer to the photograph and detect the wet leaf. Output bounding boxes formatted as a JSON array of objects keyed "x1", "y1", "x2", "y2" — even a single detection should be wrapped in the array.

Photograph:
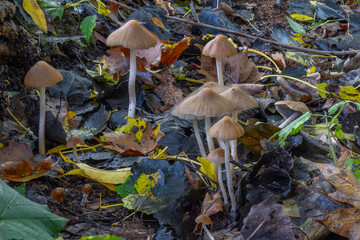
[
  {"x1": 37, "y1": 0, "x2": 64, "y2": 21},
  {"x1": 80, "y1": 15, "x2": 97, "y2": 45},
  {"x1": 23, "y1": 0, "x2": 47, "y2": 32}
]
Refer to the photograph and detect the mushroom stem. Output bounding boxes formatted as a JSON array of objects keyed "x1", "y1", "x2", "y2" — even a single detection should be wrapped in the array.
[
  {"x1": 218, "y1": 164, "x2": 228, "y2": 205},
  {"x1": 205, "y1": 117, "x2": 218, "y2": 180},
  {"x1": 202, "y1": 225, "x2": 215, "y2": 240},
  {"x1": 224, "y1": 140, "x2": 237, "y2": 213},
  {"x1": 279, "y1": 112, "x2": 300, "y2": 128},
  {"x1": 215, "y1": 57, "x2": 224, "y2": 86},
  {"x1": 192, "y1": 119, "x2": 207, "y2": 158},
  {"x1": 72, "y1": 146, "x2": 80, "y2": 163},
  {"x1": 38, "y1": 86, "x2": 46, "y2": 155},
  {"x1": 128, "y1": 48, "x2": 137, "y2": 119},
  {"x1": 230, "y1": 110, "x2": 240, "y2": 176}
]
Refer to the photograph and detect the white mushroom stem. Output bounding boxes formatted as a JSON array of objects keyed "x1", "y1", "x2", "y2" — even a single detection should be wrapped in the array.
[
  {"x1": 192, "y1": 119, "x2": 207, "y2": 158},
  {"x1": 224, "y1": 140, "x2": 237, "y2": 213},
  {"x1": 38, "y1": 86, "x2": 46, "y2": 155},
  {"x1": 215, "y1": 57, "x2": 224, "y2": 86},
  {"x1": 279, "y1": 112, "x2": 300, "y2": 129},
  {"x1": 230, "y1": 110, "x2": 240, "y2": 176},
  {"x1": 205, "y1": 117, "x2": 218, "y2": 180},
  {"x1": 202, "y1": 225, "x2": 215, "y2": 240},
  {"x1": 128, "y1": 48, "x2": 137, "y2": 119},
  {"x1": 72, "y1": 146, "x2": 80, "y2": 163},
  {"x1": 218, "y1": 164, "x2": 228, "y2": 205}
]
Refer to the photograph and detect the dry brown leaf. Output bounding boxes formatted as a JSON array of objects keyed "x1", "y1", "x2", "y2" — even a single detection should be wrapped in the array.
[
  {"x1": 317, "y1": 163, "x2": 360, "y2": 208},
  {"x1": 271, "y1": 52, "x2": 286, "y2": 70},
  {"x1": 154, "y1": 68, "x2": 183, "y2": 105},
  {"x1": 277, "y1": 77, "x2": 312, "y2": 102},
  {"x1": 154, "y1": 0, "x2": 175, "y2": 15},
  {"x1": 0, "y1": 140, "x2": 34, "y2": 165},
  {"x1": 313, "y1": 208, "x2": 360, "y2": 239},
  {"x1": 236, "y1": 83, "x2": 266, "y2": 95},
  {"x1": 160, "y1": 37, "x2": 189, "y2": 66},
  {"x1": 194, "y1": 191, "x2": 223, "y2": 231},
  {"x1": 184, "y1": 165, "x2": 199, "y2": 190},
  {"x1": 137, "y1": 36, "x2": 162, "y2": 67}
]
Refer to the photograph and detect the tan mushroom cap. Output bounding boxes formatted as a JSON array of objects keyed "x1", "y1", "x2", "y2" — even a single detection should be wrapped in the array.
[
  {"x1": 208, "y1": 116, "x2": 244, "y2": 141},
  {"x1": 275, "y1": 101, "x2": 309, "y2": 119},
  {"x1": 189, "y1": 82, "x2": 229, "y2": 98},
  {"x1": 220, "y1": 86, "x2": 258, "y2": 111},
  {"x1": 195, "y1": 214, "x2": 212, "y2": 225},
  {"x1": 106, "y1": 19, "x2": 157, "y2": 49},
  {"x1": 207, "y1": 148, "x2": 225, "y2": 164},
  {"x1": 202, "y1": 34, "x2": 237, "y2": 58},
  {"x1": 171, "y1": 88, "x2": 235, "y2": 119},
  {"x1": 24, "y1": 61, "x2": 63, "y2": 88},
  {"x1": 66, "y1": 136, "x2": 85, "y2": 148}
]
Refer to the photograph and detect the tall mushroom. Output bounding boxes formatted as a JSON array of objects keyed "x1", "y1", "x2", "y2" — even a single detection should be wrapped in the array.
[
  {"x1": 106, "y1": 20, "x2": 157, "y2": 118},
  {"x1": 207, "y1": 148, "x2": 228, "y2": 205},
  {"x1": 275, "y1": 100, "x2": 309, "y2": 128},
  {"x1": 208, "y1": 116, "x2": 244, "y2": 213},
  {"x1": 24, "y1": 61, "x2": 63, "y2": 155},
  {"x1": 202, "y1": 35, "x2": 237, "y2": 86}
]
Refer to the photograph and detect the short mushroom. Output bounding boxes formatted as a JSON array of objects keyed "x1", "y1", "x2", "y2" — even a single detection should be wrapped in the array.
[
  {"x1": 207, "y1": 148, "x2": 228, "y2": 205},
  {"x1": 51, "y1": 187, "x2": 65, "y2": 203},
  {"x1": 81, "y1": 183, "x2": 92, "y2": 206},
  {"x1": 66, "y1": 136, "x2": 85, "y2": 163},
  {"x1": 195, "y1": 214, "x2": 214, "y2": 240},
  {"x1": 208, "y1": 116, "x2": 244, "y2": 213},
  {"x1": 275, "y1": 100, "x2": 309, "y2": 128},
  {"x1": 106, "y1": 20, "x2": 157, "y2": 118},
  {"x1": 24, "y1": 61, "x2": 63, "y2": 155},
  {"x1": 202, "y1": 35, "x2": 237, "y2": 86}
]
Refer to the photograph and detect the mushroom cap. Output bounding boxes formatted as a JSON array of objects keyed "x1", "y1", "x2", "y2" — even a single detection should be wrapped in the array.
[
  {"x1": 171, "y1": 88, "x2": 235, "y2": 119},
  {"x1": 195, "y1": 214, "x2": 212, "y2": 225},
  {"x1": 24, "y1": 61, "x2": 63, "y2": 88},
  {"x1": 66, "y1": 136, "x2": 85, "y2": 148},
  {"x1": 82, "y1": 184, "x2": 92, "y2": 195},
  {"x1": 51, "y1": 187, "x2": 65, "y2": 203},
  {"x1": 220, "y1": 86, "x2": 258, "y2": 111},
  {"x1": 275, "y1": 101, "x2": 309, "y2": 119},
  {"x1": 208, "y1": 116, "x2": 244, "y2": 141},
  {"x1": 106, "y1": 19, "x2": 157, "y2": 49},
  {"x1": 207, "y1": 148, "x2": 225, "y2": 164},
  {"x1": 190, "y1": 82, "x2": 229, "y2": 97},
  {"x1": 202, "y1": 34, "x2": 237, "y2": 58}
]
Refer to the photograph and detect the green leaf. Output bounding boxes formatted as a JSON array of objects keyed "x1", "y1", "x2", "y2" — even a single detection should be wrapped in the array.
[
  {"x1": 81, "y1": 234, "x2": 123, "y2": 240},
  {"x1": 115, "y1": 176, "x2": 137, "y2": 198},
  {"x1": 80, "y1": 15, "x2": 97, "y2": 45},
  {"x1": 286, "y1": 16, "x2": 306, "y2": 35},
  {"x1": 13, "y1": 183, "x2": 26, "y2": 197},
  {"x1": 316, "y1": 83, "x2": 328, "y2": 98},
  {"x1": 328, "y1": 101, "x2": 346, "y2": 115},
  {"x1": 0, "y1": 179, "x2": 67, "y2": 240},
  {"x1": 271, "y1": 112, "x2": 311, "y2": 147},
  {"x1": 334, "y1": 124, "x2": 344, "y2": 140},
  {"x1": 37, "y1": 0, "x2": 64, "y2": 20},
  {"x1": 345, "y1": 157, "x2": 360, "y2": 180}
]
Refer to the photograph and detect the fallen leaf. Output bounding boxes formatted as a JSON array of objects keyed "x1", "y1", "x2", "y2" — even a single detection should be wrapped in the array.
[
  {"x1": 154, "y1": 69, "x2": 184, "y2": 105},
  {"x1": 160, "y1": 37, "x2": 189, "y2": 66},
  {"x1": 277, "y1": 77, "x2": 312, "y2": 102},
  {"x1": 23, "y1": 0, "x2": 47, "y2": 32},
  {"x1": 194, "y1": 191, "x2": 223, "y2": 231},
  {"x1": 0, "y1": 141, "x2": 33, "y2": 165}
]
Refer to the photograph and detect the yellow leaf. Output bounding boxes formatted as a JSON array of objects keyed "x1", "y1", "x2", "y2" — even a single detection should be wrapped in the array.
[
  {"x1": 3, "y1": 170, "x2": 48, "y2": 182},
  {"x1": 116, "y1": 116, "x2": 148, "y2": 143},
  {"x1": 96, "y1": 0, "x2": 110, "y2": 16},
  {"x1": 197, "y1": 156, "x2": 216, "y2": 187},
  {"x1": 339, "y1": 86, "x2": 360, "y2": 102},
  {"x1": 291, "y1": 14, "x2": 314, "y2": 22},
  {"x1": 151, "y1": 17, "x2": 166, "y2": 29},
  {"x1": 23, "y1": 0, "x2": 47, "y2": 32},
  {"x1": 0, "y1": 143, "x2": 4, "y2": 147},
  {"x1": 135, "y1": 171, "x2": 160, "y2": 195},
  {"x1": 47, "y1": 144, "x2": 68, "y2": 154},
  {"x1": 66, "y1": 111, "x2": 76, "y2": 119},
  {"x1": 306, "y1": 66, "x2": 316, "y2": 75}
]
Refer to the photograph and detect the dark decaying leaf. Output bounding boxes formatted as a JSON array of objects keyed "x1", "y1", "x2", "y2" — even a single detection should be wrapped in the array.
[
  {"x1": 277, "y1": 77, "x2": 312, "y2": 102},
  {"x1": 153, "y1": 68, "x2": 183, "y2": 105},
  {"x1": 198, "y1": 7, "x2": 239, "y2": 35},
  {"x1": 241, "y1": 197, "x2": 295, "y2": 240}
]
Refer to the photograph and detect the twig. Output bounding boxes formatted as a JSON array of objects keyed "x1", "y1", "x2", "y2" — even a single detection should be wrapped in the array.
[{"x1": 246, "y1": 216, "x2": 268, "y2": 240}]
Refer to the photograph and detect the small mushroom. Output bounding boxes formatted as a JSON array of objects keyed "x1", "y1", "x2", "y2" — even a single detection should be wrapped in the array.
[
  {"x1": 106, "y1": 20, "x2": 157, "y2": 118},
  {"x1": 51, "y1": 187, "x2": 65, "y2": 203},
  {"x1": 81, "y1": 183, "x2": 92, "y2": 206},
  {"x1": 202, "y1": 35, "x2": 237, "y2": 86},
  {"x1": 275, "y1": 100, "x2": 309, "y2": 128},
  {"x1": 208, "y1": 116, "x2": 244, "y2": 213},
  {"x1": 207, "y1": 148, "x2": 228, "y2": 205},
  {"x1": 66, "y1": 136, "x2": 85, "y2": 163},
  {"x1": 195, "y1": 214, "x2": 214, "y2": 240},
  {"x1": 24, "y1": 61, "x2": 63, "y2": 155}
]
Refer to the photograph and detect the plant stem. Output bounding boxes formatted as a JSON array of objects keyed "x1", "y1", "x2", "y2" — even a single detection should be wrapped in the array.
[
  {"x1": 215, "y1": 57, "x2": 224, "y2": 86},
  {"x1": 39, "y1": 87, "x2": 46, "y2": 155},
  {"x1": 128, "y1": 48, "x2": 137, "y2": 118},
  {"x1": 192, "y1": 119, "x2": 207, "y2": 158},
  {"x1": 325, "y1": 112, "x2": 337, "y2": 164}
]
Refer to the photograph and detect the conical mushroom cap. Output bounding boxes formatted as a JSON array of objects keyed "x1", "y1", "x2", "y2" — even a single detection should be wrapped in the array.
[
  {"x1": 24, "y1": 61, "x2": 63, "y2": 88},
  {"x1": 207, "y1": 148, "x2": 225, "y2": 164},
  {"x1": 202, "y1": 34, "x2": 237, "y2": 58},
  {"x1": 195, "y1": 214, "x2": 212, "y2": 225},
  {"x1": 208, "y1": 116, "x2": 244, "y2": 141},
  {"x1": 106, "y1": 19, "x2": 157, "y2": 49},
  {"x1": 220, "y1": 86, "x2": 258, "y2": 111},
  {"x1": 189, "y1": 82, "x2": 229, "y2": 97},
  {"x1": 67, "y1": 136, "x2": 85, "y2": 148},
  {"x1": 275, "y1": 101, "x2": 309, "y2": 119},
  {"x1": 171, "y1": 88, "x2": 235, "y2": 119}
]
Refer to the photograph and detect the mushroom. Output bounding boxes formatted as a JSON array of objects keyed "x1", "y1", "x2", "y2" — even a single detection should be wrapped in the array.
[
  {"x1": 189, "y1": 82, "x2": 229, "y2": 97},
  {"x1": 195, "y1": 214, "x2": 214, "y2": 240},
  {"x1": 220, "y1": 86, "x2": 258, "y2": 173},
  {"x1": 66, "y1": 136, "x2": 85, "y2": 163},
  {"x1": 81, "y1": 183, "x2": 92, "y2": 206},
  {"x1": 202, "y1": 35, "x2": 237, "y2": 86},
  {"x1": 207, "y1": 148, "x2": 228, "y2": 205},
  {"x1": 51, "y1": 187, "x2": 65, "y2": 203},
  {"x1": 106, "y1": 20, "x2": 157, "y2": 118},
  {"x1": 172, "y1": 88, "x2": 235, "y2": 180},
  {"x1": 275, "y1": 100, "x2": 309, "y2": 128},
  {"x1": 24, "y1": 61, "x2": 63, "y2": 155},
  {"x1": 208, "y1": 116, "x2": 244, "y2": 213}
]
